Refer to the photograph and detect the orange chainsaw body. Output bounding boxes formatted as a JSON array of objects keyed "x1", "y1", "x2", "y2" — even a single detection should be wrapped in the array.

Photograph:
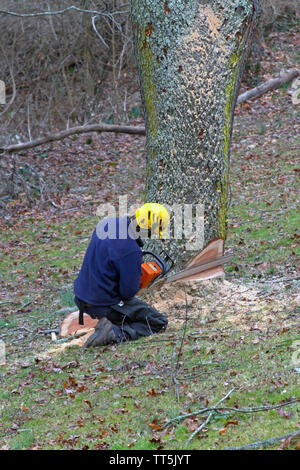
[
  {"x1": 139, "y1": 250, "x2": 174, "y2": 289},
  {"x1": 140, "y1": 261, "x2": 163, "y2": 289}
]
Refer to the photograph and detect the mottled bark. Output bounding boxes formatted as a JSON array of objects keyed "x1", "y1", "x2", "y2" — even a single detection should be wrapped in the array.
[{"x1": 131, "y1": 0, "x2": 259, "y2": 264}]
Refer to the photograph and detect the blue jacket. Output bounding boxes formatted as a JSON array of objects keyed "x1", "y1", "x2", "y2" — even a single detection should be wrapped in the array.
[{"x1": 74, "y1": 216, "x2": 142, "y2": 306}]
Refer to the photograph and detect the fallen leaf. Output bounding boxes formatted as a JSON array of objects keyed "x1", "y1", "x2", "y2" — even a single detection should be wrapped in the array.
[
  {"x1": 277, "y1": 408, "x2": 292, "y2": 419},
  {"x1": 278, "y1": 437, "x2": 292, "y2": 450},
  {"x1": 148, "y1": 422, "x2": 163, "y2": 431},
  {"x1": 252, "y1": 337, "x2": 260, "y2": 344},
  {"x1": 219, "y1": 427, "x2": 227, "y2": 435},
  {"x1": 64, "y1": 388, "x2": 76, "y2": 398},
  {"x1": 150, "y1": 436, "x2": 161, "y2": 443},
  {"x1": 225, "y1": 420, "x2": 239, "y2": 427}
]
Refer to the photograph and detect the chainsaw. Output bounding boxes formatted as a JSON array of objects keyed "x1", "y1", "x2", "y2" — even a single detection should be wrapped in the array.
[
  {"x1": 140, "y1": 250, "x2": 175, "y2": 289},
  {"x1": 138, "y1": 238, "x2": 233, "y2": 293}
]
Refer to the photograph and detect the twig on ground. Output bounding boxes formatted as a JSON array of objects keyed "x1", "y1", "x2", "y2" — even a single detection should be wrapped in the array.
[
  {"x1": 165, "y1": 398, "x2": 299, "y2": 428},
  {"x1": 53, "y1": 307, "x2": 76, "y2": 316},
  {"x1": 55, "y1": 329, "x2": 91, "y2": 343},
  {"x1": 16, "y1": 300, "x2": 33, "y2": 312},
  {"x1": 16, "y1": 326, "x2": 33, "y2": 334},
  {"x1": 261, "y1": 276, "x2": 300, "y2": 283},
  {"x1": 50, "y1": 200, "x2": 62, "y2": 209},
  {"x1": 39, "y1": 328, "x2": 59, "y2": 335},
  {"x1": 184, "y1": 388, "x2": 236, "y2": 448},
  {"x1": 225, "y1": 430, "x2": 300, "y2": 450}
]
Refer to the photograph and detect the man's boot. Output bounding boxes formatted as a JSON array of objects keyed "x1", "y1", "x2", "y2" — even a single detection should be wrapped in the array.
[{"x1": 84, "y1": 317, "x2": 116, "y2": 348}]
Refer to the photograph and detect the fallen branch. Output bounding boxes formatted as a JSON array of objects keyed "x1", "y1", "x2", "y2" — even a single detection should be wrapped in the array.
[
  {"x1": 165, "y1": 398, "x2": 299, "y2": 428},
  {"x1": 16, "y1": 326, "x2": 33, "y2": 334},
  {"x1": 55, "y1": 330, "x2": 90, "y2": 343},
  {"x1": 39, "y1": 328, "x2": 59, "y2": 335},
  {"x1": 225, "y1": 430, "x2": 300, "y2": 450},
  {"x1": 185, "y1": 388, "x2": 236, "y2": 448},
  {"x1": 261, "y1": 276, "x2": 300, "y2": 284},
  {"x1": 237, "y1": 68, "x2": 299, "y2": 105},
  {"x1": 53, "y1": 307, "x2": 79, "y2": 315},
  {"x1": 0, "y1": 123, "x2": 146, "y2": 153}
]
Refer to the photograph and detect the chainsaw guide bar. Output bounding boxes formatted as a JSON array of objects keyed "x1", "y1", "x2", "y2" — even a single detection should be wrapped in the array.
[{"x1": 139, "y1": 238, "x2": 233, "y2": 293}]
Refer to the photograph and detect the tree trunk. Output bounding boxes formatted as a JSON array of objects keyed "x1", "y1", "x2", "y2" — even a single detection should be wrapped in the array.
[{"x1": 131, "y1": 0, "x2": 259, "y2": 265}]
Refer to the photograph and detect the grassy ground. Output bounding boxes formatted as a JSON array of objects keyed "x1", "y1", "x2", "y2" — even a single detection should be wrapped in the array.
[{"x1": 0, "y1": 29, "x2": 299, "y2": 450}]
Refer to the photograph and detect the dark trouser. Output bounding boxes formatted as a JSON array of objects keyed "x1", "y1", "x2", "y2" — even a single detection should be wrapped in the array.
[{"x1": 74, "y1": 296, "x2": 168, "y2": 342}]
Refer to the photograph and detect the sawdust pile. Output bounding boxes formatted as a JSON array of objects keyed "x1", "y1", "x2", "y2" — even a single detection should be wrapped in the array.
[
  {"x1": 39, "y1": 278, "x2": 299, "y2": 358},
  {"x1": 146, "y1": 278, "x2": 299, "y2": 332}
]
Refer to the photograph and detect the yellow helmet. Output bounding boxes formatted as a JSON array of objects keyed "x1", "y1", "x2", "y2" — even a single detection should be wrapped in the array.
[{"x1": 136, "y1": 203, "x2": 169, "y2": 237}]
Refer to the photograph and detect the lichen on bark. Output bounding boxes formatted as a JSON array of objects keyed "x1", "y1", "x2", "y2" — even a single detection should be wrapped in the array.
[{"x1": 131, "y1": 0, "x2": 259, "y2": 264}]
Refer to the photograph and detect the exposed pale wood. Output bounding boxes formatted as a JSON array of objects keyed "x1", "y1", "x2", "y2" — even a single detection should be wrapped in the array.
[
  {"x1": 182, "y1": 238, "x2": 225, "y2": 282},
  {"x1": 173, "y1": 265, "x2": 225, "y2": 283},
  {"x1": 185, "y1": 238, "x2": 224, "y2": 267},
  {"x1": 37, "y1": 330, "x2": 95, "y2": 357},
  {"x1": 165, "y1": 254, "x2": 232, "y2": 283},
  {"x1": 60, "y1": 310, "x2": 98, "y2": 337}
]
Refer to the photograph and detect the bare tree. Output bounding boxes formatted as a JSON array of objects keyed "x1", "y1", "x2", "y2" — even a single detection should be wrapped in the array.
[{"x1": 0, "y1": 1, "x2": 134, "y2": 146}]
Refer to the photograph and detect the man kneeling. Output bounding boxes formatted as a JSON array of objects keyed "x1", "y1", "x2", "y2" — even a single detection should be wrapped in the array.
[{"x1": 73, "y1": 203, "x2": 169, "y2": 348}]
